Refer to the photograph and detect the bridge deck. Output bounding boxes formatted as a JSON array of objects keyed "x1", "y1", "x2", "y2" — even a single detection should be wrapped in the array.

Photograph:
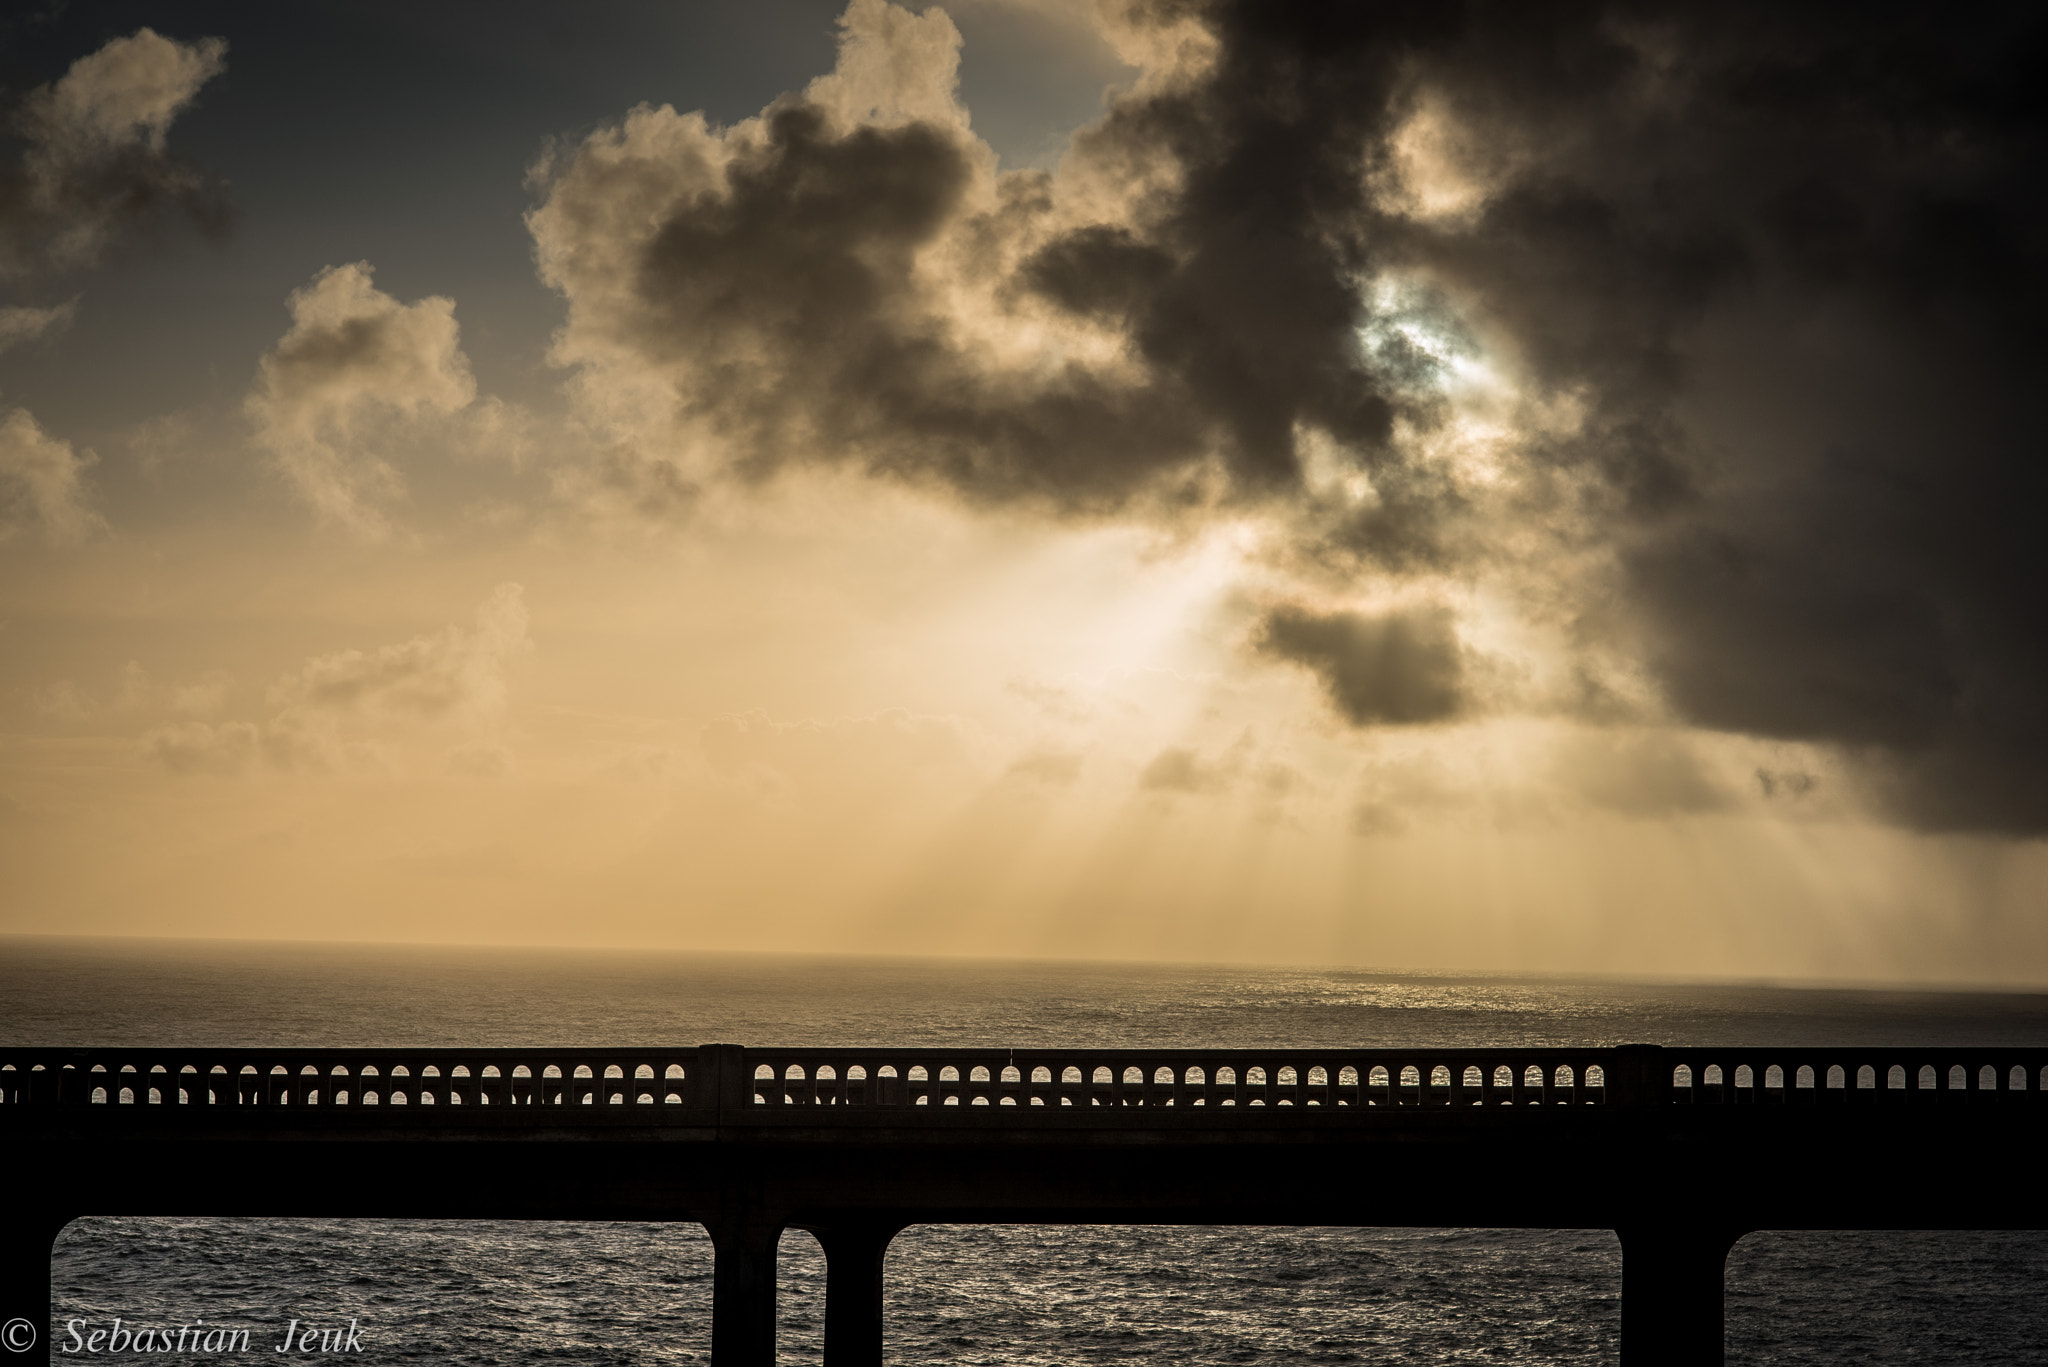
[{"x1": 3, "y1": 1044, "x2": 2043, "y2": 1366}]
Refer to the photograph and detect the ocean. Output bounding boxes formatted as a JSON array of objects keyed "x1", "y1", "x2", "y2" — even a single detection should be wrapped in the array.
[{"x1": 6, "y1": 935, "x2": 2046, "y2": 1364}]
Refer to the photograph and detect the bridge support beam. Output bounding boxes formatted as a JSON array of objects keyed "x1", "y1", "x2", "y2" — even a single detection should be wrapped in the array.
[
  {"x1": 800, "y1": 1220, "x2": 901, "y2": 1367},
  {"x1": 1617, "y1": 1224, "x2": 1747, "y2": 1367},
  {"x1": 1, "y1": 1208, "x2": 69, "y2": 1359},
  {"x1": 708, "y1": 1215, "x2": 784, "y2": 1367}
]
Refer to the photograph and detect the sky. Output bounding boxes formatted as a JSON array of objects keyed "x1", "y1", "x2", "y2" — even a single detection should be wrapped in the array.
[{"x1": 1, "y1": 0, "x2": 2043, "y2": 983}]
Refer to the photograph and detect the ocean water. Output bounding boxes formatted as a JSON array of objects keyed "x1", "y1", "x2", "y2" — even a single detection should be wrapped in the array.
[{"x1": 6, "y1": 936, "x2": 2047, "y2": 1364}]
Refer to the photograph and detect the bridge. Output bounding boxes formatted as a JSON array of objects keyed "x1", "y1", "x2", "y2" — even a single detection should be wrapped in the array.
[{"x1": 3, "y1": 1042, "x2": 2043, "y2": 1365}]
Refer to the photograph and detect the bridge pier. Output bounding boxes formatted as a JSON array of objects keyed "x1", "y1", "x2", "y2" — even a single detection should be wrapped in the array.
[
  {"x1": 798, "y1": 1220, "x2": 901, "y2": 1367},
  {"x1": 1617, "y1": 1224, "x2": 1747, "y2": 1367},
  {"x1": 0, "y1": 1207, "x2": 68, "y2": 1358},
  {"x1": 708, "y1": 1214, "x2": 784, "y2": 1367}
]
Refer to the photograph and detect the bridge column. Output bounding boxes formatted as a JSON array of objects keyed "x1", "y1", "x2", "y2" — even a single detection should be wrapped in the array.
[
  {"x1": 800, "y1": 1221, "x2": 901, "y2": 1367},
  {"x1": 708, "y1": 1215, "x2": 784, "y2": 1367},
  {"x1": 1, "y1": 1208, "x2": 70, "y2": 1359},
  {"x1": 1617, "y1": 1225, "x2": 1747, "y2": 1367}
]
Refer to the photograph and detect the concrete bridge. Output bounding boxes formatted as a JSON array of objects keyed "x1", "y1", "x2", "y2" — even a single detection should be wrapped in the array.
[{"x1": 3, "y1": 1042, "x2": 2043, "y2": 1364}]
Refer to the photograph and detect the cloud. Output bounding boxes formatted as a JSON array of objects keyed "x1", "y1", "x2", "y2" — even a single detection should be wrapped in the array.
[
  {"x1": 0, "y1": 407, "x2": 104, "y2": 543},
  {"x1": 1756, "y1": 768, "x2": 1817, "y2": 802},
  {"x1": 0, "y1": 298, "x2": 76, "y2": 351},
  {"x1": 1007, "y1": 749, "x2": 1084, "y2": 784},
  {"x1": 1135, "y1": 728, "x2": 1263, "y2": 794},
  {"x1": 1349, "y1": 751, "x2": 1466, "y2": 836},
  {"x1": 140, "y1": 720, "x2": 259, "y2": 777},
  {"x1": 143, "y1": 586, "x2": 529, "y2": 777},
  {"x1": 1137, "y1": 746, "x2": 1218, "y2": 793},
  {"x1": 270, "y1": 582, "x2": 530, "y2": 724},
  {"x1": 0, "y1": 28, "x2": 227, "y2": 278},
  {"x1": 245, "y1": 262, "x2": 478, "y2": 537},
  {"x1": 524, "y1": 0, "x2": 1387, "y2": 519},
  {"x1": 1553, "y1": 731, "x2": 1731, "y2": 819},
  {"x1": 529, "y1": 0, "x2": 2048, "y2": 834},
  {"x1": 1254, "y1": 603, "x2": 1466, "y2": 726}
]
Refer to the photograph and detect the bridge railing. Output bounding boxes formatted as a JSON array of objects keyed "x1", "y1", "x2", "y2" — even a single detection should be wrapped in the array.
[
  {"x1": 1662, "y1": 1048, "x2": 2048, "y2": 1106},
  {"x1": 2, "y1": 1045, "x2": 2043, "y2": 1114},
  {"x1": 0, "y1": 1048, "x2": 700, "y2": 1110},
  {"x1": 740, "y1": 1048, "x2": 1622, "y2": 1108}
]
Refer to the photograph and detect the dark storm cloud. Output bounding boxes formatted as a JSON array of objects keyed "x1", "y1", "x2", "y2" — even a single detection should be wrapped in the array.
[
  {"x1": 1253, "y1": 604, "x2": 1466, "y2": 726},
  {"x1": 538, "y1": 0, "x2": 2048, "y2": 832},
  {"x1": 0, "y1": 29, "x2": 227, "y2": 279},
  {"x1": 529, "y1": 0, "x2": 1427, "y2": 518},
  {"x1": 628, "y1": 101, "x2": 1208, "y2": 508}
]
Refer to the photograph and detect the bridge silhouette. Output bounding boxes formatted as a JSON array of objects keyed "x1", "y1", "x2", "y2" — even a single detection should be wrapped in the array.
[{"x1": 4, "y1": 1042, "x2": 2043, "y2": 1364}]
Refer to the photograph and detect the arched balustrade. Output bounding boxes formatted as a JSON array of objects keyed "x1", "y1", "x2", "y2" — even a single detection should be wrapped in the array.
[
  {"x1": 3, "y1": 1045, "x2": 2042, "y2": 1115},
  {"x1": 1661, "y1": 1049, "x2": 2044, "y2": 1106}
]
